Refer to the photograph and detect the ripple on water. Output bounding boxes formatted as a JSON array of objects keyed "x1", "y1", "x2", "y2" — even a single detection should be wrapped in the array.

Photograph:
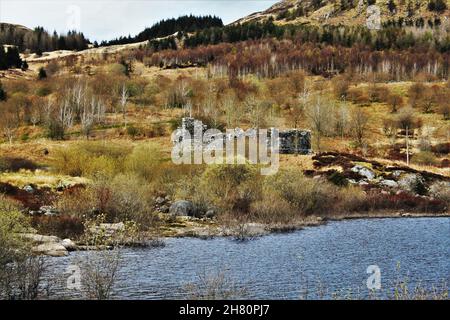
[{"x1": 44, "y1": 217, "x2": 450, "y2": 299}]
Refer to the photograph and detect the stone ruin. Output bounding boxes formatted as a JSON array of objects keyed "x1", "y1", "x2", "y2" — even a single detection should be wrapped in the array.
[
  {"x1": 175, "y1": 117, "x2": 312, "y2": 155},
  {"x1": 277, "y1": 130, "x2": 311, "y2": 155}
]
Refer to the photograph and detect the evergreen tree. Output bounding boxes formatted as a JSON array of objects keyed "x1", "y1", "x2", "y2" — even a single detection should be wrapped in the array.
[
  {"x1": 0, "y1": 82, "x2": 6, "y2": 101},
  {"x1": 38, "y1": 67, "x2": 47, "y2": 80},
  {"x1": 428, "y1": 0, "x2": 447, "y2": 12},
  {"x1": 0, "y1": 47, "x2": 6, "y2": 70},
  {"x1": 21, "y1": 60, "x2": 28, "y2": 71},
  {"x1": 5, "y1": 46, "x2": 22, "y2": 68}
]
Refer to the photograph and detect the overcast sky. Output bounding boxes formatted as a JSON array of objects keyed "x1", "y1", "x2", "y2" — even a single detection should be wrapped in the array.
[{"x1": 0, "y1": 0, "x2": 278, "y2": 41}]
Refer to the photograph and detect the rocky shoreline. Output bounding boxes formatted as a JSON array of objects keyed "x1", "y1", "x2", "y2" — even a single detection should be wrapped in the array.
[{"x1": 23, "y1": 211, "x2": 449, "y2": 257}]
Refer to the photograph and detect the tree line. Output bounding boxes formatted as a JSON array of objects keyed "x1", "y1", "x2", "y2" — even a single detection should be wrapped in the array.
[
  {"x1": 0, "y1": 24, "x2": 90, "y2": 54},
  {"x1": 0, "y1": 46, "x2": 26, "y2": 70},
  {"x1": 100, "y1": 15, "x2": 223, "y2": 47},
  {"x1": 146, "y1": 38, "x2": 449, "y2": 80},
  {"x1": 179, "y1": 20, "x2": 450, "y2": 53}
]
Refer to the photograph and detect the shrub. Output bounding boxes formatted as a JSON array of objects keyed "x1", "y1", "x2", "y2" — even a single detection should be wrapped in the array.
[
  {"x1": 335, "y1": 186, "x2": 367, "y2": 213},
  {"x1": 412, "y1": 151, "x2": 438, "y2": 166},
  {"x1": 368, "y1": 85, "x2": 389, "y2": 103},
  {"x1": 124, "y1": 142, "x2": 164, "y2": 181},
  {"x1": 57, "y1": 175, "x2": 157, "y2": 229},
  {"x1": 31, "y1": 215, "x2": 85, "y2": 239},
  {"x1": 0, "y1": 194, "x2": 23, "y2": 212},
  {"x1": 264, "y1": 169, "x2": 337, "y2": 216},
  {"x1": 332, "y1": 75, "x2": 350, "y2": 100},
  {"x1": 429, "y1": 182, "x2": 450, "y2": 205},
  {"x1": 0, "y1": 157, "x2": 39, "y2": 172},
  {"x1": 52, "y1": 142, "x2": 130, "y2": 177},
  {"x1": 364, "y1": 191, "x2": 446, "y2": 213},
  {"x1": 36, "y1": 85, "x2": 52, "y2": 97},
  {"x1": 199, "y1": 164, "x2": 262, "y2": 214},
  {"x1": 107, "y1": 63, "x2": 127, "y2": 76},
  {"x1": 102, "y1": 174, "x2": 156, "y2": 228},
  {"x1": 0, "y1": 202, "x2": 46, "y2": 300},
  {"x1": 347, "y1": 87, "x2": 370, "y2": 105},
  {"x1": 55, "y1": 186, "x2": 95, "y2": 218},
  {"x1": 250, "y1": 194, "x2": 295, "y2": 225},
  {"x1": 37, "y1": 67, "x2": 47, "y2": 80},
  {"x1": 126, "y1": 125, "x2": 140, "y2": 138},
  {"x1": 328, "y1": 171, "x2": 349, "y2": 186},
  {"x1": 413, "y1": 177, "x2": 428, "y2": 196}
]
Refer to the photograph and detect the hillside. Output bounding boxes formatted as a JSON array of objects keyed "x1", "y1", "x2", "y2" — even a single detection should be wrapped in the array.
[{"x1": 234, "y1": 0, "x2": 450, "y2": 27}]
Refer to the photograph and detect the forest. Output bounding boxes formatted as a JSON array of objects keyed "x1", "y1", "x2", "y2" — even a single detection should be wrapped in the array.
[
  {"x1": 100, "y1": 15, "x2": 223, "y2": 46},
  {"x1": 0, "y1": 25, "x2": 89, "y2": 54}
]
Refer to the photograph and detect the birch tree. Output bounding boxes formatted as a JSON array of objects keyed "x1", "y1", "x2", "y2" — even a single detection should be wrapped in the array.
[{"x1": 120, "y1": 84, "x2": 128, "y2": 128}]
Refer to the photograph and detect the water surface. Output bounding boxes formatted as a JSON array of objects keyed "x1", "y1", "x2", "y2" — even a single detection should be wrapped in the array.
[{"x1": 45, "y1": 217, "x2": 450, "y2": 299}]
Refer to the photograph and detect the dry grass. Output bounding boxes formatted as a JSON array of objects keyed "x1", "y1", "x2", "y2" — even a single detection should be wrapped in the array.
[{"x1": 0, "y1": 169, "x2": 88, "y2": 188}]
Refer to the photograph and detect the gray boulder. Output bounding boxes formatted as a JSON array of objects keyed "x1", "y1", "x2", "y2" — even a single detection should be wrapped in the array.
[
  {"x1": 398, "y1": 174, "x2": 424, "y2": 192},
  {"x1": 20, "y1": 233, "x2": 60, "y2": 243},
  {"x1": 159, "y1": 204, "x2": 170, "y2": 213},
  {"x1": 32, "y1": 243, "x2": 68, "y2": 257},
  {"x1": 23, "y1": 185, "x2": 35, "y2": 193},
  {"x1": 205, "y1": 210, "x2": 216, "y2": 219},
  {"x1": 90, "y1": 222, "x2": 125, "y2": 237},
  {"x1": 61, "y1": 239, "x2": 77, "y2": 251},
  {"x1": 169, "y1": 200, "x2": 195, "y2": 217},
  {"x1": 351, "y1": 165, "x2": 376, "y2": 180},
  {"x1": 39, "y1": 206, "x2": 60, "y2": 216},
  {"x1": 379, "y1": 179, "x2": 399, "y2": 188}
]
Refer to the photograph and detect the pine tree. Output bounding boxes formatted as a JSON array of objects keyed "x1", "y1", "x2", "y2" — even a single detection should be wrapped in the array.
[
  {"x1": 0, "y1": 47, "x2": 6, "y2": 70},
  {"x1": 5, "y1": 46, "x2": 22, "y2": 68},
  {"x1": 0, "y1": 82, "x2": 6, "y2": 101},
  {"x1": 38, "y1": 67, "x2": 47, "y2": 79},
  {"x1": 21, "y1": 60, "x2": 28, "y2": 71}
]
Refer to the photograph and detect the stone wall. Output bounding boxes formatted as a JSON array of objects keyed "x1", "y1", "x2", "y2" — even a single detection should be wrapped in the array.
[
  {"x1": 277, "y1": 130, "x2": 311, "y2": 154},
  {"x1": 175, "y1": 117, "x2": 312, "y2": 154}
]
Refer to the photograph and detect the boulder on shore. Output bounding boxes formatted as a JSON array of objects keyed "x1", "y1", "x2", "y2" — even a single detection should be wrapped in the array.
[
  {"x1": 169, "y1": 200, "x2": 195, "y2": 217},
  {"x1": 32, "y1": 242, "x2": 68, "y2": 257}
]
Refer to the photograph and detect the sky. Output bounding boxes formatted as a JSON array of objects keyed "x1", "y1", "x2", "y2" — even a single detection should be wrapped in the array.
[{"x1": 0, "y1": 0, "x2": 279, "y2": 41}]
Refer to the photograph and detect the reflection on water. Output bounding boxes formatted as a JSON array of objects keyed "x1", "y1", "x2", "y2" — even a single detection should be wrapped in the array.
[{"x1": 44, "y1": 217, "x2": 450, "y2": 299}]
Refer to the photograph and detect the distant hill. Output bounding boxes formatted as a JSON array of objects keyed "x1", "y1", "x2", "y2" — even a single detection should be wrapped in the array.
[{"x1": 234, "y1": 0, "x2": 450, "y2": 27}]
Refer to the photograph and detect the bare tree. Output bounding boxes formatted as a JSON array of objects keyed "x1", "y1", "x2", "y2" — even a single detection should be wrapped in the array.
[
  {"x1": 387, "y1": 93, "x2": 403, "y2": 113},
  {"x1": 46, "y1": 98, "x2": 74, "y2": 140},
  {"x1": 58, "y1": 99, "x2": 74, "y2": 133},
  {"x1": 29, "y1": 102, "x2": 42, "y2": 127},
  {"x1": 81, "y1": 249, "x2": 121, "y2": 300},
  {"x1": 0, "y1": 103, "x2": 19, "y2": 144},
  {"x1": 289, "y1": 84, "x2": 310, "y2": 129},
  {"x1": 245, "y1": 95, "x2": 266, "y2": 128},
  {"x1": 350, "y1": 107, "x2": 370, "y2": 148},
  {"x1": 119, "y1": 84, "x2": 128, "y2": 128},
  {"x1": 221, "y1": 93, "x2": 239, "y2": 127},
  {"x1": 305, "y1": 95, "x2": 332, "y2": 152},
  {"x1": 70, "y1": 80, "x2": 87, "y2": 121},
  {"x1": 335, "y1": 103, "x2": 350, "y2": 139}
]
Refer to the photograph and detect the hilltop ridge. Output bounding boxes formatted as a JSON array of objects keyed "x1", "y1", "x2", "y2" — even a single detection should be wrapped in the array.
[{"x1": 234, "y1": 0, "x2": 450, "y2": 27}]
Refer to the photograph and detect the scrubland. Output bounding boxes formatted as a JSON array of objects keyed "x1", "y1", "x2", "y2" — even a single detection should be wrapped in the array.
[{"x1": 0, "y1": 39, "x2": 449, "y2": 254}]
